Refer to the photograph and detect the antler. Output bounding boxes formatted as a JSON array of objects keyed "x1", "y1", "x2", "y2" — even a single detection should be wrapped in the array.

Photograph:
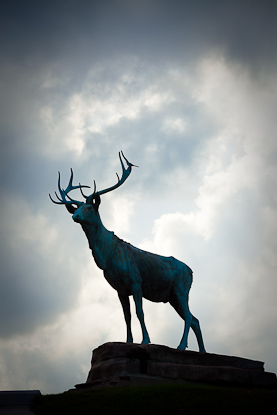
[
  {"x1": 82, "y1": 151, "x2": 138, "y2": 203},
  {"x1": 50, "y1": 152, "x2": 137, "y2": 210},
  {"x1": 49, "y1": 168, "x2": 90, "y2": 210}
]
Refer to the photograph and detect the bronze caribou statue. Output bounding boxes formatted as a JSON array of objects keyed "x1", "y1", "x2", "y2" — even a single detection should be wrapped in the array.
[{"x1": 50, "y1": 152, "x2": 206, "y2": 352}]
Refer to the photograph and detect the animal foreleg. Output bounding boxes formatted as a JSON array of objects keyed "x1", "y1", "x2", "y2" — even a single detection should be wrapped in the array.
[
  {"x1": 132, "y1": 285, "x2": 150, "y2": 344},
  {"x1": 118, "y1": 293, "x2": 133, "y2": 343}
]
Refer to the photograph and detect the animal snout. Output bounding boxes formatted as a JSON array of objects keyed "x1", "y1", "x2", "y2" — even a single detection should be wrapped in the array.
[{"x1": 72, "y1": 212, "x2": 81, "y2": 223}]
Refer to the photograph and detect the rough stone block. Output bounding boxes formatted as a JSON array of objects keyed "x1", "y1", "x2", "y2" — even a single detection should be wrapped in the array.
[{"x1": 77, "y1": 342, "x2": 277, "y2": 389}]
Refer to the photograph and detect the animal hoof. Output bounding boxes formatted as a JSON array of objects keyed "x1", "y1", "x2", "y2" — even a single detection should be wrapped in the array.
[{"x1": 177, "y1": 344, "x2": 187, "y2": 350}]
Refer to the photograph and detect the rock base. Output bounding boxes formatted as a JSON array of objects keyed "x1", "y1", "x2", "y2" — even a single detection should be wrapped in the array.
[{"x1": 75, "y1": 342, "x2": 277, "y2": 389}]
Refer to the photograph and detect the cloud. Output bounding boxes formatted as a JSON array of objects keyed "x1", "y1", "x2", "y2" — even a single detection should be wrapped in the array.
[
  {"x1": 0, "y1": 197, "x2": 85, "y2": 338},
  {"x1": 1, "y1": 0, "x2": 276, "y2": 394},
  {"x1": 138, "y1": 56, "x2": 277, "y2": 369}
]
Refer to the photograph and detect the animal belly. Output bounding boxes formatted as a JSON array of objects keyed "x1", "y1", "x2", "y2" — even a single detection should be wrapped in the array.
[
  {"x1": 141, "y1": 273, "x2": 173, "y2": 303},
  {"x1": 143, "y1": 290, "x2": 170, "y2": 303}
]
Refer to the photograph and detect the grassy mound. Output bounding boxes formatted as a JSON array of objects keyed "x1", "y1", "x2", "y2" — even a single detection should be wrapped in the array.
[{"x1": 32, "y1": 383, "x2": 277, "y2": 415}]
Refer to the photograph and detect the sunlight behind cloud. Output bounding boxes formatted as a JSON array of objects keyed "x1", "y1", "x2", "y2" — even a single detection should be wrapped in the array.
[
  {"x1": 49, "y1": 65, "x2": 176, "y2": 157},
  {"x1": 104, "y1": 193, "x2": 137, "y2": 238},
  {"x1": 162, "y1": 117, "x2": 188, "y2": 134}
]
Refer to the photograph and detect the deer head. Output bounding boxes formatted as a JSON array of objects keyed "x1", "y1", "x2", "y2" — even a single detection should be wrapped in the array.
[{"x1": 49, "y1": 152, "x2": 137, "y2": 226}]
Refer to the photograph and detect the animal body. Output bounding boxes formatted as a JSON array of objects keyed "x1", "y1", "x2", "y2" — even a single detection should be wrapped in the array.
[{"x1": 50, "y1": 152, "x2": 206, "y2": 352}]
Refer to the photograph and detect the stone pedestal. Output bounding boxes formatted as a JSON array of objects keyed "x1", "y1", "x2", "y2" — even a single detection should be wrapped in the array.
[{"x1": 75, "y1": 342, "x2": 277, "y2": 389}]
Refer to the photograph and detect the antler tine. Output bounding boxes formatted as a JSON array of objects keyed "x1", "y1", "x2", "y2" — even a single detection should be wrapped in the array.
[
  {"x1": 66, "y1": 193, "x2": 84, "y2": 206},
  {"x1": 49, "y1": 168, "x2": 90, "y2": 207},
  {"x1": 49, "y1": 174, "x2": 67, "y2": 204},
  {"x1": 63, "y1": 168, "x2": 90, "y2": 194},
  {"x1": 88, "y1": 151, "x2": 138, "y2": 198},
  {"x1": 121, "y1": 150, "x2": 138, "y2": 168},
  {"x1": 80, "y1": 180, "x2": 96, "y2": 199},
  {"x1": 55, "y1": 191, "x2": 63, "y2": 202},
  {"x1": 64, "y1": 167, "x2": 74, "y2": 193},
  {"x1": 57, "y1": 171, "x2": 62, "y2": 195},
  {"x1": 79, "y1": 183, "x2": 88, "y2": 199},
  {"x1": 49, "y1": 192, "x2": 63, "y2": 204}
]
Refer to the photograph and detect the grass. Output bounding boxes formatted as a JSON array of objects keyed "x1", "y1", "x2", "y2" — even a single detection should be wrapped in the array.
[{"x1": 32, "y1": 383, "x2": 277, "y2": 415}]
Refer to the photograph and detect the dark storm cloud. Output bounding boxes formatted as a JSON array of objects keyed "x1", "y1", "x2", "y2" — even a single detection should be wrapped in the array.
[{"x1": 2, "y1": 0, "x2": 276, "y2": 70}]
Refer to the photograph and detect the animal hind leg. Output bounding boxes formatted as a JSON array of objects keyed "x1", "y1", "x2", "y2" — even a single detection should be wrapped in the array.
[
  {"x1": 191, "y1": 315, "x2": 206, "y2": 352},
  {"x1": 118, "y1": 293, "x2": 133, "y2": 343},
  {"x1": 178, "y1": 300, "x2": 192, "y2": 350},
  {"x1": 170, "y1": 294, "x2": 192, "y2": 350}
]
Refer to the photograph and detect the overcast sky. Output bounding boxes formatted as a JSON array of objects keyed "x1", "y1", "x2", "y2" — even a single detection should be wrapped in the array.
[{"x1": 1, "y1": 0, "x2": 277, "y2": 394}]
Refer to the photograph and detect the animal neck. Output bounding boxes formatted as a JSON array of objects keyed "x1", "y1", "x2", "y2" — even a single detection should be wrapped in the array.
[{"x1": 81, "y1": 214, "x2": 115, "y2": 270}]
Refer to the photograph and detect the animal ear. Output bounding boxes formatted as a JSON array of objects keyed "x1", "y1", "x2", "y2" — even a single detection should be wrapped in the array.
[
  {"x1": 66, "y1": 204, "x2": 77, "y2": 214},
  {"x1": 93, "y1": 194, "x2": 101, "y2": 210}
]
